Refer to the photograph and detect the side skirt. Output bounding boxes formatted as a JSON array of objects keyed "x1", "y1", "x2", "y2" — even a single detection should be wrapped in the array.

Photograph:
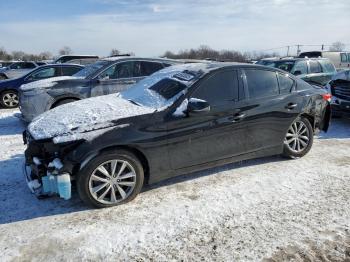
[{"x1": 148, "y1": 145, "x2": 283, "y2": 184}]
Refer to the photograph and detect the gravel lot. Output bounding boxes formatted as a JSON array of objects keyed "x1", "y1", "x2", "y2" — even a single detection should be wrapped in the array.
[{"x1": 0, "y1": 108, "x2": 349, "y2": 261}]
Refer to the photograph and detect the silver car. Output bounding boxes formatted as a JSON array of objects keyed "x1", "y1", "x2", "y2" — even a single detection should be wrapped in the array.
[
  {"x1": 19, "y1": 57, "x2": 181, "y2": 122},
  {"x1": 0, "y1": 61, "x2": 45, "y2": 80}
]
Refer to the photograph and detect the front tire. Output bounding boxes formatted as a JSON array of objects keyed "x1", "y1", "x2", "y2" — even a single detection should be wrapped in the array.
[
  {"x1": 282, "y1": 116, "x2": 313, "y2": 159},
  {"x1": 0, "y1": 90, "x2": 19, "y2": 108},
  {"x1": 77, "y1": 150, "x2": 144, "y2": 208}
]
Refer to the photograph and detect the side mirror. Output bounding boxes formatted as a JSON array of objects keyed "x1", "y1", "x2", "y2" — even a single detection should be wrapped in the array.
[
  {"x1": 293, "y1": 70, "x2": 302, "y2": 76},
  {"x1": 187, "y1": 98, "x2": 210, "y2": 115}
]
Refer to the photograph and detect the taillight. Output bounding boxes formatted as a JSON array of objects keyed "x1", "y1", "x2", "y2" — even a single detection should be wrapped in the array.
[{"x1": 322, "y1": 93, "x2": 332, "y2": 102}]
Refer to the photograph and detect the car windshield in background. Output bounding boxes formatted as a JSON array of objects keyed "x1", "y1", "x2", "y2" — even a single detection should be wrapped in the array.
[
  {"x1": 120, "y1": 70, "x2": 191, "y2": 109},
  {"x1": 260, "y1": 61, "x2": 295, "y2": 72},
  {"x1": 73, "y1": 60, "x2": 109, "y2": 78}
]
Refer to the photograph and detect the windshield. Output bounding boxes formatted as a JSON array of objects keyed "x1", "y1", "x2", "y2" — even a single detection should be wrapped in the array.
[
  {"x1": 73, "y1": 60, "x2": 109, "y2": 78},
  {"x1": 120, "y1": 68, "x2": 195, "y2": 109}
]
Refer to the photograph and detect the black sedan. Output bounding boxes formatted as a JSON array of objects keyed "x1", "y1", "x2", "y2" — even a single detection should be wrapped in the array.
[
  {"x1": 0, "y1": 64, "x2": 84, "y2": 108},
  {"x1": 23, "y1": 63, "x2": 331, "y2": 208}
]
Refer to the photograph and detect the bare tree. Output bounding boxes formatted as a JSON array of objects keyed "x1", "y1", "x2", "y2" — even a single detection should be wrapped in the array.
[
  {"x1": 110, "y1": 49, "x2": 121, "y2": 56},
  {"x1": 59, "y1": 46, "x2": 73, "y2": 56},
  {"x1": 11, "y1": 51, "x2": 26, "y2": 61},
  {"x1": 329, "y1": 41, "x2": 346, "y2": 52},
  {"x1": 39, "y1": 52, "x2": 53, "y2": 60}
]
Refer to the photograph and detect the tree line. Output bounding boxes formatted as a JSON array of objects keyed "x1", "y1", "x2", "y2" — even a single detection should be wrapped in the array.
[
  {"x1": 162, "y1": 45, "x2": 280, "y2": 62},
  {"x1": 0, "y1": 41, "x2": 346, "y2": 62}
]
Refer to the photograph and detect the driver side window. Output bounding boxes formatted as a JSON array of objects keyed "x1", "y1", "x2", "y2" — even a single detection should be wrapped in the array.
[
  {"x1": 191, "y1": 70, "x2": 238, "y2": 107},
  {"x1": 98, "y1": 62, "x2": 134, "y2": 80}
]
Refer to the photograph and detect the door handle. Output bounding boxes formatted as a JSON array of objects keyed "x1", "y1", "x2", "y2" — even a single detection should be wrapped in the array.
[
  {"x1": 285, "y1": 103, "x2": 297, "y2": 110},
  {"x1": 232, "y1": 113, "x2": 246, "y2": 122}
]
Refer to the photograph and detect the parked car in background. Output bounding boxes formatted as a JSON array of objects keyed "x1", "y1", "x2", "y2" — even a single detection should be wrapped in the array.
[
  {"x1": 325, "y1": 69, "x2": 350, "y2": 117},
  {"x1": 19, "y1": 57, "x2": 181, "y2": 121},
  {"x1": 0, "y1": 61, "x2": 16, "y2": 69},
  {"x1": 0, "y1": 64, "x2": 83, "y2": 108},
  {"x1": 0, "y1": 61, "x2": 47, "y2": 80},
  {"x1": 23, "y1": 63, "x2": 331, "y2": 207},
  {"x1": 257, "y1": 57, "x2": 337, "y2": 86},
  {"x1": 299, "y1": 51, "x2": 350, "y2": 69},
  {"x1": 54, "y1": 55, "x2": 99, "y2": 65}
]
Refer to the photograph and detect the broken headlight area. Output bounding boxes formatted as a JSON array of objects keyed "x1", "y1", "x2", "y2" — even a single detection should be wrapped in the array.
[{"x1": 23, "y1": 136, "x2": 83, "y2": 200}]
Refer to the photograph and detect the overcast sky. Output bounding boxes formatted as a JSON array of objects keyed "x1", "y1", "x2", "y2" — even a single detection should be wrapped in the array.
[{"x1": 0, "y1": 0, "x2": 349, "y2": 57}]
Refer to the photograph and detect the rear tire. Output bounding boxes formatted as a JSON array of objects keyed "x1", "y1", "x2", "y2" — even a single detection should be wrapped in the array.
[
  {"x1": 0, "y1": 90, "x2": 19, "y2": 108},
  {"x1": 282, "y1": 116, "x2": 313, "y2": 159},
  {"x1": 77, "y1": 150, "x2": 144, "y2": 208}
]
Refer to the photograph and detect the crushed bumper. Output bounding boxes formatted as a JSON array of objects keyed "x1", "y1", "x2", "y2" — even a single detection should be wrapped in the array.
[{"x1": 23, "y1": 160, "x2": 72, "y2": 200}]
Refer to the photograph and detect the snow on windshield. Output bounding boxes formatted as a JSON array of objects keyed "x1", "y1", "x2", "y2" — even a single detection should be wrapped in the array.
[{"x1": 120, "y1": 64, "x2": 203, "y2": 109}]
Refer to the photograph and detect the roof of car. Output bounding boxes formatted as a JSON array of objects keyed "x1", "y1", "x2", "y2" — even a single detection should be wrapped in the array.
[
  {"x1": 162, "y1": 62, "x2": 270, "y2": 74},
  {"x1": 260, "y1": 57, "x2": 331, "y2": 62},
  {"x1": 101, "y1": 56, "x2": 181, "y2": 63}
]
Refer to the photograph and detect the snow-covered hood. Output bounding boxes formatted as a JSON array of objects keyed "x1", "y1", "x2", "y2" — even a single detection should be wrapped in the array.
[
  {"x1": 28, "y1": 94, "x2": 154, "y2": 142},
  {"x1": 20, "y1": 76, "x2": 84, "y2": 91}
]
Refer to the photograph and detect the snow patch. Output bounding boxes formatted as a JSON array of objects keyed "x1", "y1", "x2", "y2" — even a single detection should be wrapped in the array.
[
  {"x1": 28, "y1": 94, "x2": 153, "y2": 141},
  {"x1": 20, "y1": 76, "x2": 83, "y2": 91}
]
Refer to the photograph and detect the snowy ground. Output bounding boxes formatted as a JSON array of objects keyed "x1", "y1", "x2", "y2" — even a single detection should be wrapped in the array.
[{"x1": 0, "y1": 108, "x2": 349, "y2": 261}]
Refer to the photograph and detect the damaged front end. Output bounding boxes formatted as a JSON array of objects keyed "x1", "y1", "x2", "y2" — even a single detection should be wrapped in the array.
[{"x1": 23, "y1": 130, "x2": 81, "y2": 200}]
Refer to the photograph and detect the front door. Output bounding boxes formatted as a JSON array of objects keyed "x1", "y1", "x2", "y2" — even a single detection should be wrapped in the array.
[{"x1": 167, "y1": 69, "x2": 248, "y2": 170}]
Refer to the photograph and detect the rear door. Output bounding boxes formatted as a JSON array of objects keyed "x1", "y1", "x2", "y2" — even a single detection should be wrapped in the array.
[{"x1": 240, "y1": 68, "x2": 302, "y2": 152}]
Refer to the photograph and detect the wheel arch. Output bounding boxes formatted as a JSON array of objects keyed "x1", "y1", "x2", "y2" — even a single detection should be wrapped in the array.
[
  {"x1": 300, "y1": 113, "x2": 315, "y2": 131},
  {"x1": 0, "y1": 73, "x2": 8, "y2": 79},
  {"x1": 79, "y1": 145, "x2": 150, "y2": 185},
  {"x1": 51, "y1": 96, "x2": 80, "y2": 108}
]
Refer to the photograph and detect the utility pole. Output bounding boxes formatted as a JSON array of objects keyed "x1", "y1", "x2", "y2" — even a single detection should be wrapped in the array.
[
  {"x1": 297, "y1": 45, "x2": 301, "y2": 56},
  {"x1": 286, "y1": 46, "x2": 290, "y2": 56},
  {"x1": 321, "y1": 44, "x2": 324, "y2": 50}
]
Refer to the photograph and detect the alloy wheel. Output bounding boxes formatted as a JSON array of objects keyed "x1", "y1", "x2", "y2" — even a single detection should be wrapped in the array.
[
  {"x1": 284, "y1": 120, "x2": 310, "y2": 153},
  {"x1": 88, "y1": 159, "x2": 137, "y2": 205},
  {"x1": 2, "y1": 92, "x2": 19, "y2": 108}
]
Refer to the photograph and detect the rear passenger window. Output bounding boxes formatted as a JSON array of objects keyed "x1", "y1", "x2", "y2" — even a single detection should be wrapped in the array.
[
  {"x1": 341, "y1": 53, "x2": 348, "y2": 62},
  {"x1": 24, "y1": 62, "x2": 36, "y2": 69},
  {"x1": 140, "y1": 62, "x2": 164, "y2": 76},
  {"x1": 61, "y1": 66, "x2": 82, "y2": 76},
  {"x1": 309, "y1": 61, "x2": 322, "y2": 73},
  {"x1": 245, "y1": 69, "x2": 279, "y2": 99},
  {"x1": 319, "y1": 60, "x2": 336, "y2": 73},
  {"x1": 278, "y1": 73, "x2": 294, "y2": 94},
  {"x1": 291, "y1": 61, "x2": 308, "y2": 75},
  {"x1": 191, "y1": 70, "x2": 238, "y2": 106}
]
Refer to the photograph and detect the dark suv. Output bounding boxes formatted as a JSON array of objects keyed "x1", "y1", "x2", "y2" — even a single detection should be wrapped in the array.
[
  {"x1": 19, "y1": 57, "x2": 180, "y2": 121},
  {"x1": 257, "y1": 58, "x2": 336, "y2": 86},
  {"x1": 325, "y1": 69, "x2": 350, "y2": 117}
]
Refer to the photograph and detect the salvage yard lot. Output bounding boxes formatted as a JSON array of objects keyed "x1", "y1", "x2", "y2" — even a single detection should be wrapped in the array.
[{"x1": 0, "y1": 108, "x2": 349, "y2": 261}]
